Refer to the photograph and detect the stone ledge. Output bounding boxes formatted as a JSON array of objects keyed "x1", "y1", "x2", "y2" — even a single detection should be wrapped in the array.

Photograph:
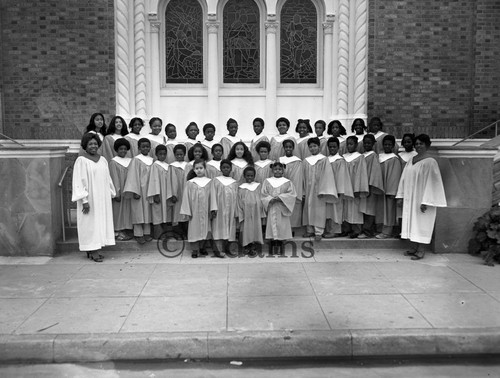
[{"x1": 1, "y1": 328, "x2": 499, "y2": 363}]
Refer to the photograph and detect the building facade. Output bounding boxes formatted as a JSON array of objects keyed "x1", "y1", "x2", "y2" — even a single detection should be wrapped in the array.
[{"x1": 0, "y1": 0, "x2": 499, "y2": 142}]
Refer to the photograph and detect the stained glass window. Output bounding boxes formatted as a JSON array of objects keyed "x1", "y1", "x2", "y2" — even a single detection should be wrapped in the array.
[
  {"x1": 223, "y1": 0, "x2": 260, "y2": 84},
  {"x1": 165, "y1": 0, "x2": 203, "y2": 84},
  {"x1": 280, "y1": 0, "x2": 317, "y2": 84}
]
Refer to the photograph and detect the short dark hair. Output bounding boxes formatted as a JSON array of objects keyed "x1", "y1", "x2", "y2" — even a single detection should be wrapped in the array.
[
  {"x1": 383, "y1": 134, "x2": 396, "y2": 145},
  {"x1": 276, "y1": 117, "x2": 290, "y2": 128},
  {"x1": 327, "y1": 136, "x2": 340, "y2": 147},
  {"x1": 253, "y1": 117, "x2": 265, "y2": 127},
  {"x1": 113, "y1": 138, "x2": 130, "y2": 152},
  {"x1": 155, "y1": 144, "x2": 167, "y2": 155},
  {"x1": 138, "y1": 138, "x2": 151, "y2": 148},
  {"x1": 81, "y1": 132, "x2": 102, "y2": 149},
  {"x1": 415, "y1": 133, "x2": 432, "y2": 147},
  {"x1": 220, "y1": 159, "x2": 232, "y2": 169},
  {"x1": 282, "y1": 138, "x2": 295, "y2": 148},
  {"x1": 363, "y1": 134, "x2": 376, "y2": 143},
  {"x1": 203, "y1": 123, "x2": 216, "y2": 133},
  {"x1": 243, "y1": 166, "x2": 256, "y2": 176},
  {"x1": 255, "y1": 140, "x2": 271, "y2": 153},
  {"x1": 173, "y1": 144, "x2": 187, "y2": 154},
  {"x1": 307, "y1": 137, "x2": 321, "y2": 146}
]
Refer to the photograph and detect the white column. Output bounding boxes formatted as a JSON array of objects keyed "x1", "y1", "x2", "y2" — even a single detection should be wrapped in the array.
[
  {"x1": 336, "y1": 0, "x2": 349, "y2": 120},
  {"x1": 134, "y1": 0, "x2": 147, "y2": 118},
  {"x1": 322, "y1": 15, "x2": 335, "y2": 121},
  {"x1": 353, "y1": 0, "x2": 368, "y2": 118},
  {"x1": 206, "y1": 14, "x2": 220, "y2": 125},
  {"x1": 148, "y1": 13, "x2": 161, "y2": 117},
  {"x1": 265, "y1": 15, "x2": 278, "y2": 125},
  {"x1": 115, "y1": 0, "x2": 131, "y2": 116}
]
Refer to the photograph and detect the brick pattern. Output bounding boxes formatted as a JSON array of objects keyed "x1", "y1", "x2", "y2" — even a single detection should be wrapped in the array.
[
  {"x1": 0, "y1": 0, "x2": 115, "y2": 139},
  {"x1": 368, "y1": 0, "x2": 500, "y2": 138}
]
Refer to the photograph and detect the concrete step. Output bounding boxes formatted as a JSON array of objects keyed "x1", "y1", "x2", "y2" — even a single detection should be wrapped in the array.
[{"x1": 56, "y1": 234, "x2": 410, "y2": 254}]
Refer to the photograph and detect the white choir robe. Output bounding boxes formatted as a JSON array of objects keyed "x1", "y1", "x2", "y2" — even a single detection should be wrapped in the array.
[
  {"x1": 270, "y1": 134, "x2": 295, "y2": 161},
  {"x1": 123, "y1": 154, "x2": 154, "y2": 225},
  {"x1": 147, "y1": 160, "x2": 174, "y2": 225},
  {"x1": 261, "y1": 177, "x2": 297, "y2": 240},
  {"x1": 72, "y1": 155, "x2": 116, "y2": 251},
  {"x1": 254, "y1": 159, "x2": 274, "y2": 184},
  {"x1": 108, "y1": 156, "x2": 133, "y2": 231},
  {"x1": 169, "y1": 161, "x2": 192, "y2": 224},
  {"x1": 237, "y1": 182, "x2": 265, "y2": 246},
  {"x1": 326, "y1": 154, "x2": 354, "y2": 232},
  {"x1": 279, "y1": 155, "x2": 303, "y2": 228},
  {"x1": 210, "y1": 176, "x2": 239, "y2": 241},
  {"x1": 179, "y1": 177, "x2": 212, "y2": 243},
  {"x1": 396, "y1": 157, "x2": 447, "y2": 244}
]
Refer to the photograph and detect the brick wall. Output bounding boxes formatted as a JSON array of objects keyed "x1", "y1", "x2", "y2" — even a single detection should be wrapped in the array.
[
  {"x1": 368, "y1": 0, "x2": 500, "y2": 138},
  {"x1": 0, "y1": 0, "x2": 115, "y2": 140}
]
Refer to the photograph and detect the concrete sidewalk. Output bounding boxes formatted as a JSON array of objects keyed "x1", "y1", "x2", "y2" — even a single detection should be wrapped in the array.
[{"x1": 1, "y1": 245, "x2": 500, "y2": 362}]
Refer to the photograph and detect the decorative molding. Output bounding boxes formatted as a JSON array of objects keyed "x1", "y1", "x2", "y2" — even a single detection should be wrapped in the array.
[
  {"x1": 134, "y1": 0, "x2": 147, "y2": 118},
  {"x1": 323, "y1": 14, "x2": 335, "y2": 34},
  {"x1": 148, "y1": 12, "x2": 160, "y2": 32},
  {"x1": 336, "y1": 0, "x2": 349, "y2": 115},
  {"x1": 115, "y1": 0, "x2": 131, "y2": 116},
  {"x1": 353, "y1": 0, "x2": 367, "y2": 115},
  {"x1": 265, "y1": 21, "x2": 279, "y2": 34}
]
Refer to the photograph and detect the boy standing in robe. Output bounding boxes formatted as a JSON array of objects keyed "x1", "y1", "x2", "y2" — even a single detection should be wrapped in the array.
[
  {"x1": 169, "y1": 144, "x2": 192, "y2": 238},
  {"x1": 302, "y1": 137, "x2": 338, "y2": 241},
  {"x1": 123, "y1": 138, "x2": 154, "y2": 244}
]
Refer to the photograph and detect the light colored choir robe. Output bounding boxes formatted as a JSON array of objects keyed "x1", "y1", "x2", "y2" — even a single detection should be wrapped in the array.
[
  {"x1": 108, "y1": 156, "x2": 133, "y2": 231},
  {"x1": 398, "y1": 150, "x2": 418, "y2": 169},
  {"x1": 317, "y1": 135, "x2": 329, "y2": 156},
  {"x1": 294, "y1": 135, "x2": 313, "y2": 160},
  {"x1": 396, "y1": 157, "x2": 447, "y2": 244},
  {"x1": 206, "y1": 159, "x2": 222, "y2": 179},
  {"x1": 102, "y1": 134, "x2": 124, "y2": 162},
  {"x1": 220, "y1": 135, "x2": 241, "y2": 159},
  {"x1": 270, "y1": 134, "x2": 295, "y2": 161},
  {"x1": 326, "y1": 154, "x2": 354, "y2": 229},
  {"x1": 342, "y1": 152, "x2": 369, "y2": 224},
  {"x1": 200, "y1": 139, "x2": 219, "y2": 161},
  {"x1": 125, "y1": 133, "x2": 142, "y2": 158},
  {"x1": 249, "y1": 134, "x2": 269, "y2": 163},
  {"x1": 279, "y1": 155, "x2": 303, "y2": 227},
  {"x1": 261, "y1": 177, "x2": 297, "y2": 240},
  {"x1": 230, "y1": 158, "x2": 249, "y2": 183},
  {"x1": 165, "y1": 139, "x2": 179, "y2": 164},
  {"x1": 180, "y1": 177, "x2": 212, "y2": 242},
  {"x1": 254, "y1": 159, "x2": 274, "y2": 184},
  {"x1": 146, "y1": 160, "x2": 174, "y2": 225},
  {"x1": 123, "y1": 154, "x2": 154, "y2": 225},
  {"x1": 337, "y1": 136, "x2": 347, "y2": 156},
  {"x1": 210, "y1": 176, "x2": 239, "y2": 241},
  {"x1": 302, "y1": 154, "x2": 338, "y2": 228},
  {"x1": 376, "y1": 153, "x2": 402, "y2": 226},
  {"x1": 237, "y1": 182, "x2": 265, "y2": 246},
  {"x1": 169, "y1": 161, "x2": 192, "y2": 224},
  {"x1": 360, "y1": 151, "x2": 385, "y2": 216},
  {"x1": 72, "y1": 155, "x2": 116, "y2": 251},
  {"x1": 372, "y1": 131, "x2": 399, "y2": 154}
]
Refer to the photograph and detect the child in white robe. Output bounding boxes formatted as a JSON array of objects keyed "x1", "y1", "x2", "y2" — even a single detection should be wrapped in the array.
[
  {"x1": 184, "y1": 122, "x2": 200, "y2": 159},
  {"x1": 210, "y1": 159, "x2": 239, "y2": 257},
  {"x1": 220, "y1": 118, "x2": 242, "y2": 159},
  {"x1": 249, "y1": 117, "x2": 269, "y2": 163},
  {"x1": 270, "y1": 117, "x2": 295, "y2": 161},
  {"x1": 279, "y1": 139, "x2": 303, "y2": 231},
  {"x1": 123, "y1": 138, "x2": 154, "y2": 244},
  {"x1": 228, "y1": 141, "x2": 253, "y2": 183},
  {"x1": 262, "y1": 162, "x2": 297, "y2": 255},
  {"x1": 254, "y1": 141, "x2": 274, "y2": 184},
  {"x1": 201, "y1": 123, "x2": 219, "y2": 161},
  {"x1": 206, "y1": 144, "x2": 223, "y2": 179},
  {"x1": 125, "y1": 117, "x2": 144, "y2": 158},
  {"x1": 169, "y1": 144, "x2": 191, "y2": 238},
  {"x1": 180, "y1": 159, "x2": 214, "y2": 258}
]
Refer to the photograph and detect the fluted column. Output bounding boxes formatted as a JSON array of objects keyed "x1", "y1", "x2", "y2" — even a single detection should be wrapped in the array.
[
  {"x1": 336, "y1": 0, "x2": 349, "y2": 118},
  {"x1": 134, "y1": 0, "x2": 147, "y2": 118},
  {"x1": 115, "y1": 0, "x2": 131, "y2": 116},
  {"x1": 206, "y1": 14, "x2": 220, "y2": 125},
  {"x1": 148, "y1": 13, "x2": 161, "y2": 117},
  {"x1": 265, "y1": 15, "x2": 278, "y2": 125},
  {"x1": 353, "y1": 0, "x2": 368, "y2": 117},
  {"x1": 322, "y1": 15, "x2": 334, "y2": 120}
]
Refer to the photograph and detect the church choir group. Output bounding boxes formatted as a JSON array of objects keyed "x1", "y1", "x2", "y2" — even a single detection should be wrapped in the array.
[{"x1": 74, "y1": 112, "x2": 440, "y2": 260}]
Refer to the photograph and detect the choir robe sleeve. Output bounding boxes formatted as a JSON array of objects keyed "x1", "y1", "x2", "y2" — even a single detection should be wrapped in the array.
[
  {"x1": 353, "y1": 156, "x2": 369, "y2": 198},
  {"x1": 383, "y1": 158, "x2": 402, "y2": 197},
  {"x1": 421, "y1": 159, "x2": 447, "y2": 207},
  {"x1": 123, "y1": 158, "x2": 142, "y2": 198},
  {"x1": 108, "y1": 160, "x2": 123, "y2": 198},
  {"x1": 316, "y1": 158, "x2": 338, "y2": 203},
  {"x1": 333, "y1": 159, "x2": 354, "y2": 199},
  {"x1": 366, "y1": 154, "x2": 385, "y2": 195},
  {"x1": 261, "y1": 180, "x2": 297, "y2": 216},
  {"x1": 179, "y1": 181, "x2": 193, "y2": 220},
  {"x1": 102, "y1": 136, "x2": 115, "y2": 162},
  {"x1": 71, "y1": 157, "x2": 90, "y2": 203}
]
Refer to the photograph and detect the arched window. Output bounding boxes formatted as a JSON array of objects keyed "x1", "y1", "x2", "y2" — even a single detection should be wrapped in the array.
[
  {"x1": 222, "y1": 0, "x2": 260, "y2": 84},
  {"x1": 280, "y1": 0, "x2": 317, "y2": 84},
  {"x1": 165, "y1": 0, "x2": 203, "y2": 84}
]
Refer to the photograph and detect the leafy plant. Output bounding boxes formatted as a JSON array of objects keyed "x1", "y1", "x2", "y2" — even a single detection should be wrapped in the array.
[{"x1": 468, "y1": 206, "x2": 500, "y2": 266}]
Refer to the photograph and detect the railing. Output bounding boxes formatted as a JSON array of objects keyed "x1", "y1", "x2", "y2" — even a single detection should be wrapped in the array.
[
  {"x1": 452, "y1": 120, "x2": 500, "y2": 147},
  {"x1": 58, "y1": 166, "x2": 70, "y2": 242},
  {"x1": 0, "y1": 132, "x2": 25, "y2": 147}
]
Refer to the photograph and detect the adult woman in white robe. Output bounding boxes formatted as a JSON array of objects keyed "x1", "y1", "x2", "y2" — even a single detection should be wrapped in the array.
[
  {"x1": 72, "y1": 133, "x2": 116, "y2": 262},
  {"x1": 396, "y1": 134, "x2": 446, "y2": 260}
]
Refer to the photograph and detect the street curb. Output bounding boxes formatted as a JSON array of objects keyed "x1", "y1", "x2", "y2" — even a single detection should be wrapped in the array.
[{"x1": 1, "y1": 328, "x2": 500, "y2": 363}]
